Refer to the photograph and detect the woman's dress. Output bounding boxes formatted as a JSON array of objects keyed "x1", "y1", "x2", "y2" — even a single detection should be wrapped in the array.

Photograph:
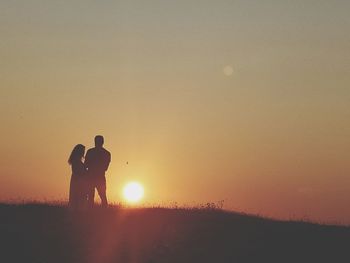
[{"x1": 69, "y1": 160, "x2": 87, "y2": 209}]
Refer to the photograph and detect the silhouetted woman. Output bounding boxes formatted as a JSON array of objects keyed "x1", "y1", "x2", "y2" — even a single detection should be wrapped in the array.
[{"x1": 68, "y1": 144, "x2": 87, "y2": 210}]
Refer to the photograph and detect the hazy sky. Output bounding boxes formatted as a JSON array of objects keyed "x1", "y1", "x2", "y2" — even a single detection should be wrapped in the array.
[{"x1": 1, "y1": 1, "x2": 350, "y2": 223}]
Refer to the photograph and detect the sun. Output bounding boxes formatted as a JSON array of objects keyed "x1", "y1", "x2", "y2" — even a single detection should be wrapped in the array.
[{"x1": 123, "y1": 182, "x2": 144, "y2": 203}]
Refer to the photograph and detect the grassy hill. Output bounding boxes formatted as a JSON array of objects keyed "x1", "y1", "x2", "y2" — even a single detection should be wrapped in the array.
[{"x1": 0, "y1": 203, "x2": 349, "y2": 263}]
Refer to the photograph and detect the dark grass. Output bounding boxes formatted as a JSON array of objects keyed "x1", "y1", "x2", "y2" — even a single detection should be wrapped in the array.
[{"x1": 0, "y1": 203, "x2": 349, "y2": 263}]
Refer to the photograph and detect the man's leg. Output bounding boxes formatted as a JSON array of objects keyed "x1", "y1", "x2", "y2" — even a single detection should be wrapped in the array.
[
  {"x1": 96, "y1": 176, "x2": 108, "y2": 207},
  {"x1": 87, "y1": 188, "x2": 95, "y2": 208}
]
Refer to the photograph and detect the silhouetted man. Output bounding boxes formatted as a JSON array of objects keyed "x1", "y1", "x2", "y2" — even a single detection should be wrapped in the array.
[{"x1": 85, "y1": 135, "x2": 111, "y2": 207}]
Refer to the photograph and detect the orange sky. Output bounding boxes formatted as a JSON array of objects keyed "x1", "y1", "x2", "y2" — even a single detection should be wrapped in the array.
[{"x1": 1, "y1": 1, "x2": 350, "y2": 224}]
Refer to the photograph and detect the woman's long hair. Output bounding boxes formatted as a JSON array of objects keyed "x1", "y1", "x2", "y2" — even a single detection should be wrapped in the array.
[{"x1": 68, "y1": 144, "x2": 85, "y2": 165}]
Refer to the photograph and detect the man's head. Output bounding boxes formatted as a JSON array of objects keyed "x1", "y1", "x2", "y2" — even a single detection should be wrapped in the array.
[{"x1": 94, "y1": 135, "x2": 104, "y2": 148}]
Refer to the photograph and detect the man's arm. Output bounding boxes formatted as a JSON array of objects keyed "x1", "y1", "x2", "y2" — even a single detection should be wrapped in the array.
[
  {"x1": 84, "y1": 149, "x2": 91, "y2": 169},
  {"x1": 104, "y1": 151, "x2": 111, "y2": 171}
]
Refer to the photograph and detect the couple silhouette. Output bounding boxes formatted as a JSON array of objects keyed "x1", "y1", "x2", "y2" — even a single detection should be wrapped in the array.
[{"x1": 68, "y1": 135, "x2": 111, "y2": 209}]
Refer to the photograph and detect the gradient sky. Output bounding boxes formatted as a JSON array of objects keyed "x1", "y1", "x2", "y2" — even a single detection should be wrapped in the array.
[{"x1": 1, "y1": 0, "x2": 350, "y2": 224}]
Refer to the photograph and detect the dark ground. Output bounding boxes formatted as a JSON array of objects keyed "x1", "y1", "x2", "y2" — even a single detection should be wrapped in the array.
[{"x1": 0, "y1": 204, "x2": 349, "y2": 263}]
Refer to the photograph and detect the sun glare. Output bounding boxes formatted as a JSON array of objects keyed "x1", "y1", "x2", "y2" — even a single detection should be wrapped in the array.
[{"x1": 123, "y1": 182, "x2": 144, "y2": 203}]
